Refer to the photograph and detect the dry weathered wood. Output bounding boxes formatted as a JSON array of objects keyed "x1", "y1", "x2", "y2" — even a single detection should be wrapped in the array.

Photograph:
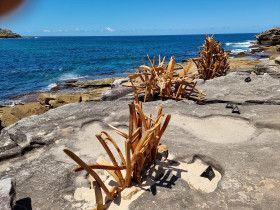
[
  {"x1": 63, "y1": 100, "x2": 171, "y2": 209},
  {"x1": 193, "y1": 34, "x2": 230, "y2": 80},
  {"x1": 63, "y1": 149, "x2": 113, "y2": 199},
  {"x1": 125, "y1": 55, "x2": 204, "y2": 102}
]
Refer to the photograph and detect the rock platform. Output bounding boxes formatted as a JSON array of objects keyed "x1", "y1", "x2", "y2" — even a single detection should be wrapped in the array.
[{"x1": 0, "y1": 60, "x2": 280, "y2": 209}]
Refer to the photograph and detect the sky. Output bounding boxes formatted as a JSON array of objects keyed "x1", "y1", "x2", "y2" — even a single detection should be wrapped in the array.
[{"x1": 0, "y1": 0, "x2": 280, "y2": 36}]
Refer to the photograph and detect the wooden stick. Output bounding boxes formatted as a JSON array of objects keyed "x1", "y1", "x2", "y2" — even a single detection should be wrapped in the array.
[
  {"x1": 95, "y1": 133, "x2": 125, "y2": 186},
  {"x1": 124, "y1": 139, "x2": 132, "y2": 187},
  {"x1": 63, "y1": 149, "x2": 112, "y2": 199}
]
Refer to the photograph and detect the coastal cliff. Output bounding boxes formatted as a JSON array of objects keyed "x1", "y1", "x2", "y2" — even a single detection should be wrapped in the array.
[
  {"x1": 255, "y1": 27, "x2": 280, "y2": 45},
  {"x1": 0, "y1": 28, "x2": 21, "y2": 38}
]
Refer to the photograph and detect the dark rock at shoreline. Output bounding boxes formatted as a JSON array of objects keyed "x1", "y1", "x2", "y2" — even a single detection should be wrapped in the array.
[
  {"x1": 255, "y1": 27, "x2": 280, "y2": 45},
  {"x1": 0, "y1": 29, "x2": 21, "y2": 39},
  {"x1": 234, "y1": 51, "x2": 246, "y2": 57}
]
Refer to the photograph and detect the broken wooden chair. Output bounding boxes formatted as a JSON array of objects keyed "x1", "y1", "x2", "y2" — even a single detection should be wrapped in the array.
[
  {"x1": 124, "y1": 55, "x2": 205, "y2": 102},
  {"x1": 63, "y1": 96, "x2": 171, "y2": 209}
]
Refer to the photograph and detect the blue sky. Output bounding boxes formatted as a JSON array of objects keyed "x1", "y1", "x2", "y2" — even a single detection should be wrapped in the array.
[{"x1": 1, "y1": 0, "x2": 279, "y2": 36}]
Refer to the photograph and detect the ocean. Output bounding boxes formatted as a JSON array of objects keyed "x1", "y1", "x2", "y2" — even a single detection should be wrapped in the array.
[{"x1": 0, "y1": 33, "x2": 256, "y2": 104}]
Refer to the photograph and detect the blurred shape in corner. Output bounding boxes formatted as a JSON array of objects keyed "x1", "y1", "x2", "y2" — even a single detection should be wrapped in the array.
[{"x1": 0, "y1": 0, "x2": 26, "y2": 17}]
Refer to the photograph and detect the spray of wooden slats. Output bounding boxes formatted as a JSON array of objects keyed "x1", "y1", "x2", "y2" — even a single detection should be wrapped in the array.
[
  {"x1": 193, "y1": 34, "x2": 230, "y2": 80},
  {"x1": 63, "y1": 95, "x2": 171, "y2": 209},
  {"x1": 123, "y1": 55, "x2": 205, "y2": 102}
]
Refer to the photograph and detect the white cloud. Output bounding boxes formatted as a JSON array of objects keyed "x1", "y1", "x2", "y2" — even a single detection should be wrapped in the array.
[
  {"x1": 75, "y1": 28, "x2": 80, "y2": 32},
  {"x1": 105, "y1": 27, "x2": 115, "y2": 32},
  {"x1": 43, "y1": 29, "x2": 51, "y2": 33},
  {"x1": 57, "y1": 29, "x2": 63, "y2": 32}
]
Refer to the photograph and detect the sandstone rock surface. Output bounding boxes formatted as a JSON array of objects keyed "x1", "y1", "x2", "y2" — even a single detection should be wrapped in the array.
[
  {"x1": 255, "y1": 27, "x2": 280, "y2": 45},
  {"x1": 1, "y1": 102, "x2": 49, "y2": 127},
  {"x1": 0, "y1": 63, "x2": 280, "y2": 209}
]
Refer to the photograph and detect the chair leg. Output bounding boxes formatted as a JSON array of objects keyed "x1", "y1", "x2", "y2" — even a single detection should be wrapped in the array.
[{"x1": 91, "y1": 177, "x2": 108, "y2": 210}]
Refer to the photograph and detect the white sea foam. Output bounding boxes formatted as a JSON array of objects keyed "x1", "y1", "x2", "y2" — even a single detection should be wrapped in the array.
[
  {"x1": 230, "y1": 49, "x2": 247, "y2": 54},
  {"x1": 225, "y1": 40, "x2": 254, "y2": 48},
  {"x1": 47, "y1": 83, "x2": 57, "y2": 89},
  {"x1": 259, "y1": 58, "x2": 269, "y2": 61},
  {"x1": 58, "y1": 73, "x2": 86, "y2": 81}
]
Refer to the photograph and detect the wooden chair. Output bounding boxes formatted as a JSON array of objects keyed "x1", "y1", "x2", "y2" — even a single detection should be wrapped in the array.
[
  {"x1": 63, "y1": 96, "x2": 171, "y2": 209},
  {"x1": 124, "y1": 55, "x2": 205, "y2": 102}
]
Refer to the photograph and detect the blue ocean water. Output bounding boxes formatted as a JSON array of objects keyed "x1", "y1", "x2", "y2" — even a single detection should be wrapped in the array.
[{"x1": 0, "y1": 33, "x2": 255, "y2": 103}]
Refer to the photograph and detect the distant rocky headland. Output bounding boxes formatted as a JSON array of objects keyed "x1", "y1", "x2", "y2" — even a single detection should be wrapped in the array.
[{"x1": 0, "y1": 28, "x2": 22, "y2": 38}]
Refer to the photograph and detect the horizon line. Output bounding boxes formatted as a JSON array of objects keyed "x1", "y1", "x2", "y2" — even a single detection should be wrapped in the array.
[{"x1": 22, "y1": 32, "x2": 258, "y2": 37}]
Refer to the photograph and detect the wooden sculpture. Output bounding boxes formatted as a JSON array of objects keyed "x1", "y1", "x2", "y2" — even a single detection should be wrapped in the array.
[
  {"x1": 123, "y1": 55, "x2": 205, "y2": 102},
  {"x1": 193, "y1": 34, "x2": 230, "y2": 80},
  {"x1": 64, "y1": 95, "x2": 171, "y2": 209}
]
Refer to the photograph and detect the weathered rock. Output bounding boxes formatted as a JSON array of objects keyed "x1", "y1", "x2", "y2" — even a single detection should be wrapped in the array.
[
  {"x1": 54, "y1": 94, "x2": 81, "y2": 104},
  {"x1": 276, "y1": 45, "x2": 280, "y2": 52},
  {"x1": 275, "y1": 56, "x2": 280, "y2": 64},
  {"x1": 101, "y1": 86, "x2": 133, "y2": 101},
  {"x1": 1, "y1": 109, "x2": 20, "y2": 128},
  {"x1": 255, "y1": 27, "x2": 280, "y2": 45},
  {"x1": 64, "y1": 77, "x2": 123, "y2": 89},
  {"x1": 0, "y1": 178, "x2": 16, "y2": 210},
  {"x1": 10, "y1": 103, "x2": 48, "y2": 120},
  {"x1": 111, "y1": 78, "x2": 129, "y2": 88},
  {"x1": 228, "y1": 57, "x2": 260, "y2": 69},
  {"x1": 38, "y1": 93, "x2": 55, "y2": 105},
  {"x1": 254, "y1": 59, "x2": 280, "y2": 76},
  {"x1": 234, "y1": 51, "x2": 246, "y2": 57},
  {"x1": 1, "y1": 103, "x2": 49, "y2": 127},
  {"x1": 80, "y1": 88, "x2": 110, "y2": 102},
  {"x1": 156, "y1": 144, "x2": 168, "y2": 161},
  {"x1": 0, "y1": 71, "x2": 280, "y2": 209},
  {"x1": 122, "y1": 186, "x2": 141, "y2": 200},
  {"x1": 48, "y1": 94, "x2": 81, "y2": 108}
]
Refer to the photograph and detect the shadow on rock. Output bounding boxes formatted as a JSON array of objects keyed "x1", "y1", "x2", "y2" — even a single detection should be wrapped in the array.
[{"x1": 14, "y1": 197, "x2": 32, "y2": 210}]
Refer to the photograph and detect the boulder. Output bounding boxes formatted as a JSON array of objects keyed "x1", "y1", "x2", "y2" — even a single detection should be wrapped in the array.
[
  {"x1": 48, "y1": 94, "x2": 81, "y2": 108},
  {"x1": 54, "y1": 94, "x2": 81, "y2": 104},
  {"x1": 111, "y1": 78, "x2": 129, "y2": 88},
  {"x1": 255, "y1": 27, "x2": 280, "y2": 45},
  {"x1": 0, "y1": 178, "x2": 16, "y2": 210},
  {"x1": 275, "y1": 56, "x2": 280, "y2": 65},
  {"x1": 100, "y1": 86, "x2": 133, "y2": 101},
  {"x1": 122, "y1": 186, "x2": 141, "y2": 200},
  {"x1": 276, "y1": 45, "x2": 280, "y2": 52}
]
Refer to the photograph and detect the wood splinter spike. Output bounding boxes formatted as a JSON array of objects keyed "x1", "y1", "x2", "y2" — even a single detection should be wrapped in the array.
[{"x1": 63, "y1": 100, "x2": 171, "y2": 210}]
